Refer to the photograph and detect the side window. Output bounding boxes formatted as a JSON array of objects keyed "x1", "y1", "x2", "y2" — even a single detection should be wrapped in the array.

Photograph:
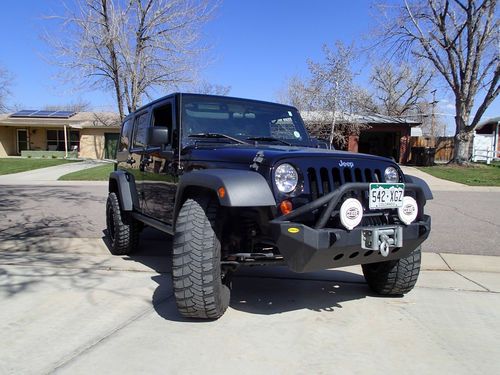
[
  {"x1": 132, "y1": 112, "x2": 150, "y2": 148},
  {"x1": 119, "y1": 118, "x2": 133, "y2": 151},
  {"x1": 152, "y1": 102, "x2": 173, "y2": 145}
]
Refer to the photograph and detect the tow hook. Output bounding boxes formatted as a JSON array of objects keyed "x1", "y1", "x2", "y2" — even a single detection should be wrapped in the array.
[
  {"x1": 361, "y1": 226, "x2": 403, "y2": 257},
  {"x1": 379, "y1": 234, "x2": 390, "y2": 257}
]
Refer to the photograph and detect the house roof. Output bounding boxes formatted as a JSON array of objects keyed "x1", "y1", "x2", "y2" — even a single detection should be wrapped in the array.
[
  {"x1": 301, "y1": 111, "x2": 421, "y2": 126},
  {"x1": 476, "y1": 116, "x2": 500, "y2": 131},
  {"x1": 0, "y1": 111, "x2": 121, "y2": 128}
]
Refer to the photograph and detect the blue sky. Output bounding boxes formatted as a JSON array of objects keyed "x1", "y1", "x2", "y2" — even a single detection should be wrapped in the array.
[{"x1": 0, "y1": 0, "x2": 498, "y2": 133}]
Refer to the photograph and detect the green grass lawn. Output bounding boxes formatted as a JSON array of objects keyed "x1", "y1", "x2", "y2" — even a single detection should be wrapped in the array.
[
  {"x1": 0, "y1": 158, "x2": 81, "y2": 176},
  {"x1": 58, "y1": 163, "x2": 114, "y2": 181},
  {"x1": 418, "y1": 163, "x2": 500, "y2": 186}
]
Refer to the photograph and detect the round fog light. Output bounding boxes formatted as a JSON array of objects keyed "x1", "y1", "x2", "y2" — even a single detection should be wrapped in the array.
[
  {"x1": 340, "y1": 198, "x2": 363, "y2": 230},
  {"x1": 398, "y1": 196, "x2": 418, "y2": 225}
]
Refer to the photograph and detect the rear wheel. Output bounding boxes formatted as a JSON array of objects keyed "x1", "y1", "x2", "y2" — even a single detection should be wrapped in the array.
[
  {"x1": 172, "y1": 196, "x2": 230, "y2": 319},
  {"x1": 106, "y1": 192, "x2": 139, "y2": 255},
  {"x1": 362, "y1": 246, "x2": 421, "y2": 295}
]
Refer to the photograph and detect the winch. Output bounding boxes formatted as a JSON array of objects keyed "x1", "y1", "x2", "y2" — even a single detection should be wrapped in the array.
[{"x1": 361, "y1": 226, "x2": 403, "y2": 257}]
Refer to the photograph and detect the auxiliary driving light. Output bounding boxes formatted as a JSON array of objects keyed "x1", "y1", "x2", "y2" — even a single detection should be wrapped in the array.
[
  {"x1": 397, "y1": 196, "x2": 418, "y2": 225},
  {"x1": 340, "y1": 198, "x2": 363, "y2": 230},
  {"x1": 279, "y1": 200, "x2": 293, "y2": 215}
]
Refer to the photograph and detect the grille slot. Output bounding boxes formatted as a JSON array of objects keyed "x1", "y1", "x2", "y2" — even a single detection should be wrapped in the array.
[{"x1": 307, "y1": 166, "x2": 381, "y2": 196}]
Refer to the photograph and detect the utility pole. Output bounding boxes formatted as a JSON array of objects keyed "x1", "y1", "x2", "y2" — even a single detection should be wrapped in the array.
[{"x1": 430, "y1": 89, "x2": 437, "y2": 137}]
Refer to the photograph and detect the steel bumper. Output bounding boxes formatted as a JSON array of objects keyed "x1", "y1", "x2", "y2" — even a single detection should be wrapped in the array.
[{"x1": 269, "y1": 182, "x2": 431, "y2": 273}]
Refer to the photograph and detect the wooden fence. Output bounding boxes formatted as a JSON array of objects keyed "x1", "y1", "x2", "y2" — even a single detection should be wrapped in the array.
[{"x1": 409, "y1": 137, "x2": 454, "y2": 162}]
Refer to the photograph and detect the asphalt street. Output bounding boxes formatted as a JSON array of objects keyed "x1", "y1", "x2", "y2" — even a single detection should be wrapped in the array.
[{"x1": 1, "y1": 184, "x2": 498, "y2": 256}]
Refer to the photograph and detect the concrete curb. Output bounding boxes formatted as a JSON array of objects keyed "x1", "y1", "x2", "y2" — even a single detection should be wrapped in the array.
[{"x1": 1, "y1": 237, "x2": 499, "y2": 274}]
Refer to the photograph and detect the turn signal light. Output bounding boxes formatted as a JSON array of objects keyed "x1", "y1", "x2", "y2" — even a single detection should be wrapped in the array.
[
  {"x1": 279, "y1": 200, "x2": 293, "y2": 215},
  {"x1": 218, "y1": 187, "x2": 226, "y2": 199}
]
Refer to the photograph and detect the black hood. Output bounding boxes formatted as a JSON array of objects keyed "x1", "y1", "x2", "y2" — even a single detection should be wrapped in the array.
[{"x1": 184, "y1": 144, "x2": 395, "y2": 167}]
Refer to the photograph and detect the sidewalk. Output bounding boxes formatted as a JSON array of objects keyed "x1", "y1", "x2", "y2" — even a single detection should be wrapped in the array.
[
  {"x1": 401, "y1": 165, "x2": 500, "y2": 192},
  {"x1": 0, "y1": 159, "x2": 110, "y2": 185}
]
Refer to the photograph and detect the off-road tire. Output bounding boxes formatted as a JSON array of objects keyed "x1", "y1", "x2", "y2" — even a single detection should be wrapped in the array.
[
  {"x1": 362, "y1": 246, "x2": 421, "y2": 295},
  {"x1": 172, "y1": 196, "x2": 230, "y2": 319},
  {"x1": 106, "y1": 192, "x2": 140, "y2": 255}
]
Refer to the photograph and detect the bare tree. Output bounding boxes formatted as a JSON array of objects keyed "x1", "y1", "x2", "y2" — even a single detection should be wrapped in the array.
[
  {"x1": 0, "y1": 65, "x2": 13, "y2": 113},
  {"x1": 277, "y1": 44, "x2": 372, "y2": 148},
  {"x1": 42, "y1": 100, "x2": 92, "y2": 112},
  {"x1": 46, "y1": 0, "x2": 216, "y2": 120},
  {"x1": 276, "y1": 75, "x2": 316, "y2": 110},
  {"x1": 190, "y1": 81, "x2": 231, "y2": 96},
  {"x1": 377, "y1": 0, "x2": 499, "y2": 163},
  {"x1": 307, "y1": 42, "x2": 358, "y2": 148},
  {"x1": 371, "y1": 62, "x2": 433, "y2": 116}
]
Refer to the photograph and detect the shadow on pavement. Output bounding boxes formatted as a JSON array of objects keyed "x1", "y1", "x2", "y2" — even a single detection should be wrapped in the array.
[
  {"x1": 0, "y1": 185, "x2": 105, "y2": 239},
  {"x1": 106, "y1": 227, "x2": 371, "y2": 321}
]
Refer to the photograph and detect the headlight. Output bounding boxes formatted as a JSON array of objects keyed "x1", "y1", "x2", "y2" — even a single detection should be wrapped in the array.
[
  {"x1": 275, "y1": 163, "x2": 298, "y2": 193},
  {"x1": 384, "y1": 166, "x2": 400, "y2": 182}
]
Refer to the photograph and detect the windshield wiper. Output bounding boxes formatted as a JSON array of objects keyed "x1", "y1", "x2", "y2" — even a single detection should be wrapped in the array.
[
  {"x1": 188, "y1": 133, "x2": 248, "y2": 145},
  {"x1": 246, "y1": 136, "x2": 292, "y2": 146}
]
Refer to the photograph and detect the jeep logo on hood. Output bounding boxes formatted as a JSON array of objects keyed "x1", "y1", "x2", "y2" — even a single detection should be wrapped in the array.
[{"x1": 339, "y1": 160, "x2": 354, "y2": 168}]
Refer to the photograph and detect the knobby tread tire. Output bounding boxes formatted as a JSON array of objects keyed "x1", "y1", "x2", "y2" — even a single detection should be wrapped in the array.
[
  {"x1": 106, "y1": 192, "x2": 139, "y2": 255},
  {"x1": 172, "y1": 196, "x2": 230, "y2": 319},
  {"x1": 362, "y1": 246, "x2": 421, "y2": 295}
]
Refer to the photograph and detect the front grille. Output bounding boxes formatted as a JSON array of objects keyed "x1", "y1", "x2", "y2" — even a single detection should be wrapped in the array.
[{"x1": 307, "y1": 167, "x2": 382, "y2": 199}]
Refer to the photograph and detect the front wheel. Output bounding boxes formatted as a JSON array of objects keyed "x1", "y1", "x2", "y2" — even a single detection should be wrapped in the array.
[
  {"x1": 362, "y1": 246, "x2": 421, "y2": 295},
  {"x1": 172, "y1": 196, "x2": 230, "y2": 319}
]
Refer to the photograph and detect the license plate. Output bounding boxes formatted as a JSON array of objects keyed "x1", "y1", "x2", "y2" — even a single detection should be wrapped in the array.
[{"x1": 369, "y1": 183, "x2": 405, "y2": 209}]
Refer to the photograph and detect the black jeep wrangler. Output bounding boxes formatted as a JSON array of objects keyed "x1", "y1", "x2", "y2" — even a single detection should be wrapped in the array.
[{"x1": 106, "y1": 93, "x2": 432, "y2": 319}]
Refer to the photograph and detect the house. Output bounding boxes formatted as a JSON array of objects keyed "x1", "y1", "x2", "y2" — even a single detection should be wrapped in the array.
[
  {"x1": 301, "y1": 111, "x2": 421, "y2": 164},
  {"x1": 0, "y1": 110, "x2": 121, "y2": 159},
  {"x1": 473, "y1": 116, "x2": 500, "y2": 163}
]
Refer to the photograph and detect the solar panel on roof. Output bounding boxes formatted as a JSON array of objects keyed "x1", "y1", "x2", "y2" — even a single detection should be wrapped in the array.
[
  {"x1": 9, "y1": 110, "x2": 77, "y2": 119},
  {"x1": 11, "y1": 110, "x2": 37, "y2": 117},
  {"x1": 53, "y1": 111, "x2": 76, "y2": 118},
  {"x1": 31, "y1": 111, "x2": 57, "y2": 117}
]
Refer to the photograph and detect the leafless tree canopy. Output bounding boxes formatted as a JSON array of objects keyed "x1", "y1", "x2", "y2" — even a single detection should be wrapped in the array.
[
  {"x1": 278, "y1": 42, "x2": 371, "y2": 148},
  {"x1": 42, "y1": 100, "x2": 92, "y2": 112},
  {"x1": 46, "y1": 0, "x2": 217, "y2": 120},
  {"x1": 377, "y1": 0, "x2": 499, "y2": 162},
  {"x1": 371, "y1": 62, "x2": 433, "y2": 116},
  {"x1": 0, "y1": 65, "x2": 13, "y2": 113}
]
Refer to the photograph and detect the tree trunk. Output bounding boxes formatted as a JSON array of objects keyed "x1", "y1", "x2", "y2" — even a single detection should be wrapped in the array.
[{"x1": 452, "y1": 128, "x2": 473, "y2": 164}]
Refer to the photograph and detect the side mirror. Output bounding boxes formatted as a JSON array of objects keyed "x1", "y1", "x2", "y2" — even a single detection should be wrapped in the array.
[{"x1": 148, "y1": 127, "x2": 169, "y2": 147}]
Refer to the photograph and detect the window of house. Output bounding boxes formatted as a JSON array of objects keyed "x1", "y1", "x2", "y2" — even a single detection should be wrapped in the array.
[{"x1": 47, "y1": 129, "x2": 80, "y2": 151}]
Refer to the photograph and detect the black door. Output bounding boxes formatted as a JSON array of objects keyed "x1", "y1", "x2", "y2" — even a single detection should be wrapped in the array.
[
  {"x1": 140, "y1": 99, "x2": 179, "y2": 224},
  {"x1": 128, "y1": 110, "x2": 151, "y2": 211},
  {"x1": 104, "y1": 133, "x2": 119, "y2": 159}
]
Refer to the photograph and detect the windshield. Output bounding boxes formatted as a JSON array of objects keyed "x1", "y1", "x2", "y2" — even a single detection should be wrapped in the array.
[{"x1": 181, "y1": 95, "x2": 311, "y2": 146}]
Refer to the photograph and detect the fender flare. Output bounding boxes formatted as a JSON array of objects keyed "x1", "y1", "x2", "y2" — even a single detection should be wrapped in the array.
[
  {"x1": 405, "y1": 174, "x2": 433, "y2": 200},
  {"x1": 174, "y1": 169, "x2": 277, "y2": 217},
  {"x1": 108, "y1": 170, "x2": 140, "y2": 211}
]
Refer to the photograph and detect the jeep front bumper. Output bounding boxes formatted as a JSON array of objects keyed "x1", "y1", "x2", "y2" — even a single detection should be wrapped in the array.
[{"x1": 269, "y1": 183, "x2": 431, "y2": 273}]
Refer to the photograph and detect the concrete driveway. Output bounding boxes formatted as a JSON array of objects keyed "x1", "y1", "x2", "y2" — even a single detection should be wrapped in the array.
[{"x1": 1, "y1": 237, "x2": 499, "y2": 374}]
